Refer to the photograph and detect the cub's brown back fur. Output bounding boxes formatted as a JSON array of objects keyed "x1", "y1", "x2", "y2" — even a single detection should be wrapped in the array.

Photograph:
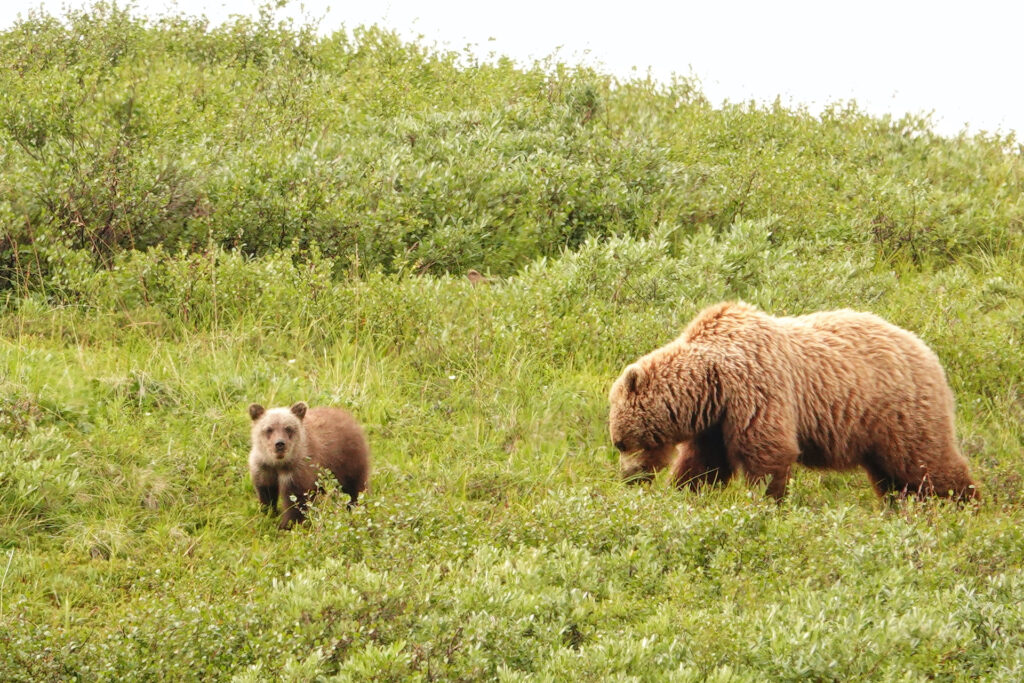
[{"x1": 302, "y1": 407, "x2": 370, "y2": 497}]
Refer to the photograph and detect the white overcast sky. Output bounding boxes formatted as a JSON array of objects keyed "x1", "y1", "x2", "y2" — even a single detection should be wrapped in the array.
[{"x1": 2, "y1": 1, "x2": 1021, "y2": 138}]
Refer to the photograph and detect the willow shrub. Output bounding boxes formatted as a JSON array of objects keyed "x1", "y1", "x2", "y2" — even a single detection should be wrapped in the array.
[{"x1": 2, "y1": 3, "x2": 1024, "y2": 289}]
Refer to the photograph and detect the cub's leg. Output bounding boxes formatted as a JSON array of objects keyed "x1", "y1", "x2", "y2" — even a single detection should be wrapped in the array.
[
  {"x1": 251, "y1": 466, "x2": 279, "y2": 513},
  {"x1": 341, "y1": 477, "x2": 364, "y2": 508},
  {"x1": 278, "y1": 475, "x2": 314, "y2": 530},
  {"x1": 278, "y1": 490, "x2": 310, "y2": 530}
]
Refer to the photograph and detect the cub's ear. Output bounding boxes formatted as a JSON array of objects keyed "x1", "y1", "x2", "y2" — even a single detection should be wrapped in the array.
[
  {"x1": 248, "y1": 403, "x2": 265, "y2": 421},
  {"x1": 624, "y1": 365, "x2": 645, "y2": 394},
  {"x1": 290, "y1": 402, "x2": 308, "y2": 420}
]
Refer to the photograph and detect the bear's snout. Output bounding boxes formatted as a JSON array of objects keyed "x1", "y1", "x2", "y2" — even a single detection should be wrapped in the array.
[
  {"x1": 274, "y1": 440, "x2": 287, "y2": 455},
  {"x1": 619, "y1": 461, "x2": 655, "y2": 485}
]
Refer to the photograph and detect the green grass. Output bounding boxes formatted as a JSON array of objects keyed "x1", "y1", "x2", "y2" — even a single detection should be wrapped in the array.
[
  {"x1": 2, "y1": 3, "x2": 1024, "y2": 680},
  {"x1": 3, "y1": 234, "x2": 1024, "y2": 680}
]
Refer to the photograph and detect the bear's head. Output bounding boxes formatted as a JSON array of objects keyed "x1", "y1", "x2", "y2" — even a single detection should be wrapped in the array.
[
  {"x1": 609, "y1": 348, "x2": 721, "y2": 482},
  {"x1": 248, "y1": 401, "x2": 308, "y2": 464},
  {"x1": 608, "y1": 364, "x2": 680, "y2": 482}
]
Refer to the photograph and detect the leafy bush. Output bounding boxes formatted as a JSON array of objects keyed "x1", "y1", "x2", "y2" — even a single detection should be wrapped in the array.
[{"x1": 3, "y1": 3, "x2": 1023, "y2": 289}]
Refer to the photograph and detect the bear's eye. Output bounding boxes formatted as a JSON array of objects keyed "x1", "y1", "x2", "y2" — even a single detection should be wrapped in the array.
[
  {"x1": 265, "y1": 427, "x2": 273, "y2": 436},
  {"x1": 285, "y1": 427, "x2": 295, "y2": 437},
  {"x1": 613, "y1": 440, "x2": 627, "y2": 452}
]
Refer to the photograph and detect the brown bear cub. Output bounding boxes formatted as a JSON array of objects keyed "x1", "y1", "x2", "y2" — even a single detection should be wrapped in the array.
[
  {"x1": 609, "y1": 301, "x2": 979, "y2": 503},
  {"x1": 248, "y1": 401, "x2": 370, "y2": 529}
]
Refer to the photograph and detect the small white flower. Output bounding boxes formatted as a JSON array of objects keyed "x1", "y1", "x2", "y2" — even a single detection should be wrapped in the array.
[
  {"x1": 288, "y1": 359, "x2": 296, "y2": 364},
  {"x1": 448, "y1": 375, "x2": 456, "y2": 380}
]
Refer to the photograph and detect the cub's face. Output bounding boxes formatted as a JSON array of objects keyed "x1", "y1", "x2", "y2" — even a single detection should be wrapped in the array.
[{"x1": 248, "y1": 402, "x2": 308, "y2": 463}]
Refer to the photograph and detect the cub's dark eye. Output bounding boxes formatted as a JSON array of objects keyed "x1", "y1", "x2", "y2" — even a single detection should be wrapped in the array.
[
  {"x1": 614, "y1": 440, "x2": 626, "y2": 452},
  {"x1": 285, "y1": 427, "x2": 295, "y2": 436},
  {"x1": 265, "y1": 428, "x2": 273, "y2": 436}
]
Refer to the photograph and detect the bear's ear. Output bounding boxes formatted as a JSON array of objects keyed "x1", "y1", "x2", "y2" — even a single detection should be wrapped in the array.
[
  {"x1": 290, "y1": 402, "x2": 308, "y2": 420},
  {"x1": 248, "y1": 403, "x2": 265, "y2": 421},
  {"x1": 624, "y1": 365, "x2": 645, "y2": 394}
]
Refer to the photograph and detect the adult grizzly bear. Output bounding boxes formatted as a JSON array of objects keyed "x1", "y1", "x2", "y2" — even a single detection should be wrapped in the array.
[
  {"x1": 248, "y1": 402, "x2": 370, "y2": 529},
  {"x1": 608, "y1": 302, "x2": 978, "y2": 502}
]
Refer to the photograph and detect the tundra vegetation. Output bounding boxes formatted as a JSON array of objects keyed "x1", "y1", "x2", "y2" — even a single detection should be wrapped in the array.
[{"x1": 1, "y1": 3, "x2": 1023, "y2": 680}]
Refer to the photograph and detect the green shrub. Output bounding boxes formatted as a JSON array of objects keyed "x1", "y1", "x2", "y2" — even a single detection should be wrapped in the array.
[{"x1": 3, "y1": 3, "x2": 1023, "y2": 289}]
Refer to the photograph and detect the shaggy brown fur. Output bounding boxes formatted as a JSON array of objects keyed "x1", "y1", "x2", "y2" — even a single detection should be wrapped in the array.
[
  {"x1": 248, "y1": 401, "x2": 370, "y2": 529},
  {"x1": 609, "y1": 301, "x2": 978, "y2": 502}
]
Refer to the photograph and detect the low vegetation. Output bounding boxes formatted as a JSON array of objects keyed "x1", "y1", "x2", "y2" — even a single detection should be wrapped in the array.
[{"x1": 1, "y1": 3, "x2": 1023, "y2": 680}]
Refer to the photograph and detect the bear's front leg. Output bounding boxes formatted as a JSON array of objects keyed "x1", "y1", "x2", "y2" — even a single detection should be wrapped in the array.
[
  {"x1": 753, "y1": 465, "x2": 794, "y2": 501},
  {"x1": 738, "y1": 453, "x2": 798, "y2": 501},
  {"x1": 727, "y1": 418, "x2": 800, "y2": 501},
  {"x1": 340, "y1": 476, "x2": 363, "y2": 509},
  {"x1": 671, "y1": 424, "x2": 733, "y2": 490}
]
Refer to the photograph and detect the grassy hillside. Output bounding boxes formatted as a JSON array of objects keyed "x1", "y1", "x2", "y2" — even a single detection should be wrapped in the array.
[
  {"x1": 3, "y1": 3, "x2": 1023, "y2": 285},
  {"x1": 2, "y1": 4, "x2": 1024, "y2": 680}
]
